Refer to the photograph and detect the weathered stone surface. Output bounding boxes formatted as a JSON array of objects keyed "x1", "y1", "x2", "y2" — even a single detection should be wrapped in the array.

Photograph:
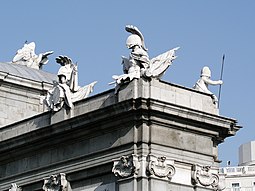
[
  {"x1": 0, "y1": 62, "x2": 56, "y2": 127},
  {"x1": 0, "y1": 78, "x2": 240, "y2": 191}
]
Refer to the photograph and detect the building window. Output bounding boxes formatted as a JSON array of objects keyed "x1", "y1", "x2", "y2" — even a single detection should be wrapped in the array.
[{"x1": 232, "y1": 183, "x2": 240, "y2": 191}]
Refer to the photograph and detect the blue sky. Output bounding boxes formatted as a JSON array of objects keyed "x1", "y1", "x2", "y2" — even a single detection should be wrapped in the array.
[{"x1": 1, "y1": 1, "x2": 255, "y2": 166}]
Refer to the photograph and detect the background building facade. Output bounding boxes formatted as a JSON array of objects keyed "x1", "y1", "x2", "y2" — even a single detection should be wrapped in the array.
[{"x1": 220, "y1": 141, "x2": 255, "y2": 191}]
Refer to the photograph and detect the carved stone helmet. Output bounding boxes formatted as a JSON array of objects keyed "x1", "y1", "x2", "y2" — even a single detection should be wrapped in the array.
[
  {"x1": 126, "y1": 34, "x2": 142, "y2": 49},
  {"x1": 201, "y1": 66, "x2": 211, "y2": 78}
]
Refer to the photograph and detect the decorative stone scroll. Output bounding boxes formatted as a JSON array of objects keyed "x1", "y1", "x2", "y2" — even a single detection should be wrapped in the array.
[
  {"x1": 12, "y1": 41, "x2": 53, "y2": 70},
  {"x1": 112, "y1": 154, "x2": 140, "y2": 178},
  {"x1": 147, "y1": 155, "x2": 176, "y2": 180},
  {"x1": 191, "y1": 164, "x2": 225, "y2": 190},
  {"x1": 42, "y1": 173, "x2": 72, "y2": 191},
  {"x1": 110, "y1": 25, "x2": 179, "y2": 92},
  {"x1": 9, "y1": 183, "x2": 22, "y2": 191}
]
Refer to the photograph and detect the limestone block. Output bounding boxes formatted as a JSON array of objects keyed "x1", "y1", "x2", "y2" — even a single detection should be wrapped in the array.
[
  {"x1": 150, "y1": 125, "x2": 213, "y2": 156},
  {"x1": 150, "y1": 85, "x2": 161, "y2": 100},
  {"x1": 149, "y1": 179, "x2": 168, "y2": 191},
  {"x1": 51, "y1": 107, "x2": 73, "y2": 124},
  {"x1": 0, "y1": 118, "x2": 6, "y2": 126},
  {"x1": 160, "y1": 88, "x2": 176, "y2": 103},
  {"x1": 175, "y1": 91, "x2": 191, "y2": 108},
  {"x1": 72, "y1": 180, "x2": 115, "y2": 191},
  {"x1": 0, "y1": 111, "x2": 8, "y2": 119},
  {"x1": 171, "y1": 165, "x2": 192, "y2": 186},
  {"x1": 118, "y1": 178, "x2": 135, "y2": 191},
  {"x1": 190, "y1": 93, "x2": 203, "y2": 111},
  {"x1": 0, "y1": 96, "x2": 6, "y2": 104},
  {"x1": 118, "y1": 82, "x2": 136, "y2": 101},
  {"x1": 74, "y1": 91, "x2": 116, "y2": 117},
  {"x1": 118, "y1": 79, "x2": 218, "y2": 115}
]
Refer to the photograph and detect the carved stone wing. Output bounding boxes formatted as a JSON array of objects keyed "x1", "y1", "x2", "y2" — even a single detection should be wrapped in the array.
[
  {"x1": 42, "y1": 51, "x2": 54, "y2": 59},
  {"x1": 56, "y1": 55, "x2": 72, "y2": 66},
  {"x1": 71, "y1": 81, "x2": 97, "y2": 102},
  {"x1": 146, "y1": 47, "x2": 179, "y2": 79},
  {"x1": 39, "y1": 51, "x2": 54, "y2": 68},
  {"x1": 125, "y1": 25, "x2": 147, "y2": 51}
]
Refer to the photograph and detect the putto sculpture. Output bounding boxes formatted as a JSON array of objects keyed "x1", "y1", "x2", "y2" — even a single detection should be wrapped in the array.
[
  {"x1": 193, "y1": 66, "x2": 223, "y2": 106},
  {"x1": 44, "y1": 55, "x2": 97, "y2": 111},
  {"x1": 12, "y1": 41, "x2": 53, "y2": 70},
  {"x1": 111, "y1": 25, "x2": 179, "y2": 91}
]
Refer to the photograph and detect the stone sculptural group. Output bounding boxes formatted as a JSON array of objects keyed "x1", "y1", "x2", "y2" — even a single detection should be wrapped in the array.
[
  {"x1": 10, "y1": 25, "x2": 223, "y2": 112},
  {"x1": 7, "y1": 25, "x2": 227, "y2": 191},
  {"x1": 11, "y1": 42, "x2": 97, "y2": 111},
  {"x1": 111, "y1": 25, "x2": 179, "y2": 92},
  {"x1": 110, "y1": 25, "x2": 222, "y2": 105},
  {"x1": 44, "y1": 55, "x2": 97, "y2": 111}
]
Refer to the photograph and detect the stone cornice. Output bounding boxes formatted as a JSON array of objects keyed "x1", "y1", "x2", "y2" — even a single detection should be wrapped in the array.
[
  {"x1": 0, "y1": 96, "x2": 239, "y2": 155},
  {"x1": 0, "y1": 70, "x2": 54, "y2": 92}
]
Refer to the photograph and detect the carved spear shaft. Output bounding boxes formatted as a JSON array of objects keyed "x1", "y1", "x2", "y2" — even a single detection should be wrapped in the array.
[{"x1": 218, "y1": 54, "x2": 225, "y2": 108}]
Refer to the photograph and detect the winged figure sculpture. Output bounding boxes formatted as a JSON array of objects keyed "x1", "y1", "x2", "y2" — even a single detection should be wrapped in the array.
[{"x1": 12, "y1": 42, "x2": 53, "y2": 70}]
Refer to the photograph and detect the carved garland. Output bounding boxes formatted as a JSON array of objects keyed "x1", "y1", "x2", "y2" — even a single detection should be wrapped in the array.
[{"x1": 147, "y1": 155, "x2": 176, "y2": 180}]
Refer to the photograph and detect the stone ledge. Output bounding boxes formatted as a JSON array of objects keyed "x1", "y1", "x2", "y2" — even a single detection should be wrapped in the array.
[{"x1": 118, "y1": 79, "x2": 219, "y2": 115}]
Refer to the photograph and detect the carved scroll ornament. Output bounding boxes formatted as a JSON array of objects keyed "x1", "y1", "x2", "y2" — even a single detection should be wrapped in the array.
[
  {"x1": 192, "y1": 164, "x2": 225, "y2": 190},
  {"x1": 112, "y1": 154, "x2": 140, "y2": 178},
  {"x1": 147, "y1": 155, "x2": 176, "y2": 180},
  {"x1": 42, "y1": 173, "x2": 72, "y2": 191}
]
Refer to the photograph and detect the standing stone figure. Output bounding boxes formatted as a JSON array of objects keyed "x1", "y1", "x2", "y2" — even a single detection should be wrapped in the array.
[
  {"x1": 125, "y1": 25, "x2": 150, "y2": 75},
  {"x1": 44, "y1": 55, "x2": 96, "y2": 111},
  {"x1": 111, "y1": 25, "x2": 179, "y2": 92},
  {"x1": 193, "y1": 66, "x2": 223, "y2": 106},
  {"x1": 12, "y1": 41, "x2": 53, "y2": 70}
]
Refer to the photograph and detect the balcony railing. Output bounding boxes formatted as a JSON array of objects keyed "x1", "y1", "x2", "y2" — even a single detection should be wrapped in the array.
[
  {"x1": 224, "y1": 187, "x2": 255, "y2": 191},
  {"x1": 220, "y1": 166, "x2": 255, "y2": 175}
]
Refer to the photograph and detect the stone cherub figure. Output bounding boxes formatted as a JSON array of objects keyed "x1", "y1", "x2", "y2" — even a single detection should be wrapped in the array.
[
  {"x1": 12, "y1": 41, "x2": 53, "y2": 70},
  {"x1": 110, "y1": 25, "x2": 179, "y2": 92},
  {"x1": 44, "y1": 55, "x2": 97, "y2": 111},
  {"x1": 193, "y1": 66, "x2": 223, "y2": 106}
]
